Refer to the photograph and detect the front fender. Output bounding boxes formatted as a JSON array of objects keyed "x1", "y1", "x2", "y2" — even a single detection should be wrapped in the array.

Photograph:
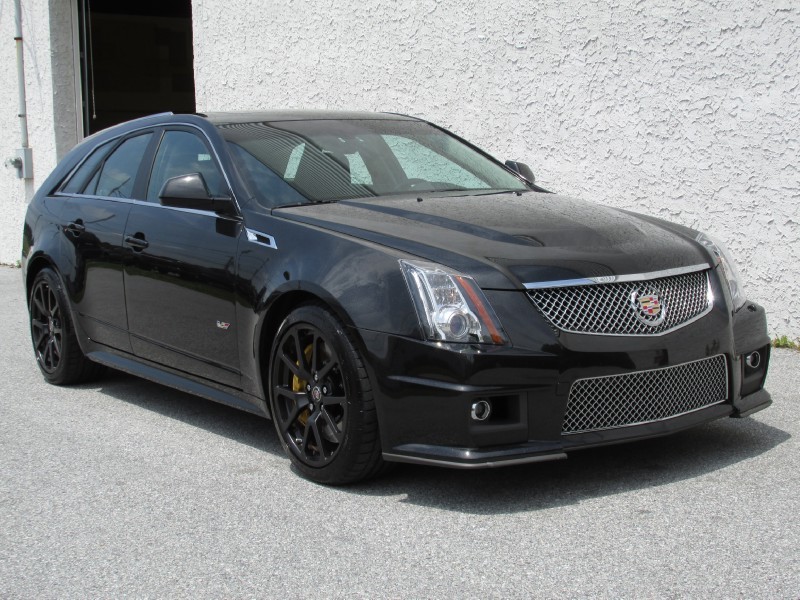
[{"x1": 235, "y1": 211, "x2": 424, "y2": 398}]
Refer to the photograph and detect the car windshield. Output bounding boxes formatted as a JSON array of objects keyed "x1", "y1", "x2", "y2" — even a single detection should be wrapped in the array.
[{"x1": 216, "y1": 119, "x2": 528, "y2": 207}]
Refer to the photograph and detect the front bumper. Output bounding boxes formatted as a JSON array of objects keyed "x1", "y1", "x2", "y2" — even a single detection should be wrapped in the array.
[{"x1": 359, "y1": 295, "x2": 772, "y2": 469}]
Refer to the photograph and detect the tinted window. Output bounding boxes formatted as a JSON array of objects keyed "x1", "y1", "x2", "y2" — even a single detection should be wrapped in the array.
[
  {"x1": 147, "y1": 131, "x2": 228, "y2": 202},
  {"x1": 227, "y1": 143, "x2": 307, "y2": 209},
  {"x1": 216, "y1": 120, "x2": 527, "y2": 205},
  {"x1": 85, "y1": 133, "x2": 152, "y2": 198},
  {"x1": 61, "y1": 141, "x2": 115, "y2": 194},
  {"x1": 384, "y1": 135, "x2": 487, "y2": 189}
]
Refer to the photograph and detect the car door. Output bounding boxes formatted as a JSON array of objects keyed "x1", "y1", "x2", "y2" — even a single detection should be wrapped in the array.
[
  {"x1": 122, "y1": 127, "x2": 241, "y2": 388},
  {"x1": 58, "y1": 131, "x2": 156, "y2": 352}
]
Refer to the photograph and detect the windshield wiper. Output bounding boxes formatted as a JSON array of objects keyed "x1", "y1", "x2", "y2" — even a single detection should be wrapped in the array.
[{"x1": 474, "y1": 188, "x2": 525, "y2": 196}]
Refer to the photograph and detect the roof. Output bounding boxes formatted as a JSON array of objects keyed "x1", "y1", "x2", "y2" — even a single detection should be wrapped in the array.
[{"x1": 198, "y1": 110, "x2": 418, "y2": 124}]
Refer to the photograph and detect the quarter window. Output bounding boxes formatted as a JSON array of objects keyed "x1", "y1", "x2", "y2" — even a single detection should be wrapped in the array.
[
  {"x1": 61, "y1": 141, "x2": 115, "y2": 194},
  {"x1": 84, "y1": 133, "x2": 153, "y2": 198}
]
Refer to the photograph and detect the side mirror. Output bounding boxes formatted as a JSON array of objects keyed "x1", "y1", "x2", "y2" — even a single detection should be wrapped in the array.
[
  {"x1": 505, "y1": 160, "x2": 536, "y2": 184},
  {"x1": 158, "y1": 173, "x2": 238, "y2": 217}
]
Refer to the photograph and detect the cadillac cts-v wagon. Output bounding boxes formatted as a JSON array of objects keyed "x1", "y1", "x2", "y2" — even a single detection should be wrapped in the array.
[{"x1": 22, "y1": 111, "x2": 771, "y2": 484}]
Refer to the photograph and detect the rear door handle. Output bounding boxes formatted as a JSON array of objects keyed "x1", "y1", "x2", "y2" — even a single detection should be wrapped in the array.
[{"x1": 124, "y1": 234, "x2": 149, "y2": 251}]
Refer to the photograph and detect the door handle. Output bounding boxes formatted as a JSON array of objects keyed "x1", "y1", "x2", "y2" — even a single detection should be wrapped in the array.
[
  {"x1": 124, "y1": 234, "x2": 149, "y2": 251},
  {"x1": 65, "y1": 220, "x2": 85, "y2": 236}
]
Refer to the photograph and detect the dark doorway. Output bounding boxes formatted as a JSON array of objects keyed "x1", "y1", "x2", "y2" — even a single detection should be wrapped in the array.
[{"x1": 78, "y1": 0, "x2": 196, "y2": 135}]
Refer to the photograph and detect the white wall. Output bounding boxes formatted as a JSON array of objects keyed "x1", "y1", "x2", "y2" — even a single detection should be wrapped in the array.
[
  {"x1": 0, "y1": 0, "x2": 79, "y2": 266},
  {"x1": 193, "y1": 0, "x2": 800, "y2": 338},
  {"x1": 1, "y1": 1, "x2": 796, "y2": 338},
  {"x1": 0, "y1": 0, "x2": 32, "y2": 264}
]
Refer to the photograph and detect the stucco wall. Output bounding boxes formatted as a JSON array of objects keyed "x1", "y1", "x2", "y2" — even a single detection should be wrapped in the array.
[
  {"x1": 1, "y1": 1, "x2": 796, "y2": 338},
  {"x1": 192, "y1": 0, "x2": 799, "y2": 338},
  {"x1": 0, "y1": 0, "x2": 32, "y2": 264},
  {"x1": 0, "y1": 0, "x2": 78, "y2": 266}
]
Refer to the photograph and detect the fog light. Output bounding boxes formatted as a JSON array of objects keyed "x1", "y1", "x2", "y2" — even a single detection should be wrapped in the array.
[
  {"x1": 471, "y1": 399, "x2": 492, "y2": 421},
  {"x1": 745, "y1": 351, "x2": 761, "y2": 369}
]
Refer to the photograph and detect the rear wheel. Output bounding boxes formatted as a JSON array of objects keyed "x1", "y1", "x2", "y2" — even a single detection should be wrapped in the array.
[
  {"x1": 29, "y1": 268, "x2": 103, "y2": 385},
  {"x1": 268, "y1": 304, "x2": 386, "y2": 484}
]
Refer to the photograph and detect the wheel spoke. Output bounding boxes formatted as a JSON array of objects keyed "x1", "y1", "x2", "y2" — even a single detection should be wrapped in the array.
[
  {"x1": 300, "y1": 420, "x2": 312, "y2": 455},
  {"x1": 279, "y1": 351, "x2": 305, "y2": 379},
  {"x1": 321, "y1": 409, "x2": 343, "y2": 443},
  {"x1": 316, "y1": 356, "x2": 338, "y2": 381},
  {"x1": 291, "y1": 330, "x2": 308, "y2": 372},
  {"x1": 33, "y1": 292, "x2": 47, "y2": 317},
  {"x1": 311, "y1": 334, "x2": 320, "y2": 374},
  {"x1": 274, "y1": 385, "x2": 308, "y2": 404},
  {"x1": 310, "y1": 417, "x2": 326, "y2": 458},
  {"x1": 44, "y1": 340, "x2": 54, "y2": 368},
  {"x1": 273, "y1": 386, "x2": 308, "y2": 427},
  {"x1": 31, "y1": 320, "x2": 48, "y2": 347},
  {"x1": 322, "y1": 394, "x2": 346, "y2": 408},
  {"x1": 47, "y1": 290, "x2": 58, "y2": 316},
  {"x1": 52, "y1": 335, "x2": 62, "y2": 360}
]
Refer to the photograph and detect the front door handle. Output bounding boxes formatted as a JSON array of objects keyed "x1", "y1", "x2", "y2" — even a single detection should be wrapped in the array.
[
  {"x1": 65, "y1": 220, "x2": 85, "y2": 236},
  {"x1": 124, "y1": 233, "x2": 149, "y2": 251}
]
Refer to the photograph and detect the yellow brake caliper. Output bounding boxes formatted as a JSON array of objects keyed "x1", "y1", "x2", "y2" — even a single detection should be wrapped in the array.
[{"x1": 292, "y1": 344, "x2": 314, "y2": 426}]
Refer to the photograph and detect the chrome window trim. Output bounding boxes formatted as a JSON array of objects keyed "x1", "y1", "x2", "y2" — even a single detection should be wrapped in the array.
[
  {"x1": 55, "y1": 120, "x2": 240, "y2": 213},
  {"x1": 523, "y1": 263, "x2": 710, "y2": 290},
  {"x1": 50, "y1": 195, "x2": 240, "y2": 220},
  {"x1": 245, "y1": 229, "x2": 277, "y2": 249},
  {"x1": 56, "y1": 125, "x2": 156, "y2": 195}
]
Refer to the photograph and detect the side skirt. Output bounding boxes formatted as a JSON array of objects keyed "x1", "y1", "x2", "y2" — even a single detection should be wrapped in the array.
[{"x1": 86, "y1": 350, "x2": 270, "y2": 419}]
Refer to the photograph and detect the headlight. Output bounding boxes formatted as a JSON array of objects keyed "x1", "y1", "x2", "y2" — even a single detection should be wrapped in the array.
[
  {"x1": 400, "y1": 260, "x2": 508, "y2": 344},
  {"x1": 695, "y1": 232, "x2": 746, "y2": 310}
]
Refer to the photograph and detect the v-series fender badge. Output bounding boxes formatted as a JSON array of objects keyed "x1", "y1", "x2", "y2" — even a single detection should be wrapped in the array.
[{"x1": 216, "y1": 321, "x2": 231, "y2": 330}]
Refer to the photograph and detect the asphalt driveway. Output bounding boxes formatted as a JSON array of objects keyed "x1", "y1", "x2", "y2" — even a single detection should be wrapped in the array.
[{"x1": 1, "y1": 266, "x2": 798, "y2": 598}]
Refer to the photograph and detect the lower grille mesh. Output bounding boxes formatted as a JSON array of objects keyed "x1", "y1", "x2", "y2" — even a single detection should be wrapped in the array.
[{"x1": 563, "y1": 355, "x2": 728, "y2": 434}]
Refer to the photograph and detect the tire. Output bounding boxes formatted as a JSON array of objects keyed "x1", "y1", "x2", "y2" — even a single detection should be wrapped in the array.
[
  {"x1": 29, "y1": 268, "x2": 104, "y2": 385},
  {"x1": 268, "y1": 304, "x2": 387, "y2": 485}
]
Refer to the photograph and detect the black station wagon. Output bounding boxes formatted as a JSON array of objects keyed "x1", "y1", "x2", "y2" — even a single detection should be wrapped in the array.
[{"x1": 22, "y1": 111, "x2": 772, "y2": 484}]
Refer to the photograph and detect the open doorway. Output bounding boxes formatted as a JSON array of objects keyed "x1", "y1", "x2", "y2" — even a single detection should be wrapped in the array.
[{"x1": 77, "y1": 0, "x2": 196, "y2": 135}]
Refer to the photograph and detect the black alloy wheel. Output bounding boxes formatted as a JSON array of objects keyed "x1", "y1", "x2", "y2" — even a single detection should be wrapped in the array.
[
  {"x1": 269, "y1": 304, "x2": 386, "y2": 484},
  {"x1": 29, "y1": 268, "x2": 103, "y2": 385},
  {"x1": 30, "y1": 275, "x2": 63, "y2": 375}
]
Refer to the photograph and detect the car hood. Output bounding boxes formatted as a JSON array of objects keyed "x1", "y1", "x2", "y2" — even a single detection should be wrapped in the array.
[{"x1": 274, "y1": 192, "x2": 710, "y2": 290}]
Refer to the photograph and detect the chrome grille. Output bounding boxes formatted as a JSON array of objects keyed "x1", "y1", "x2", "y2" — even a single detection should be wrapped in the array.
[
  {"x1": 563, "y1": 355, "x2": 728, "y2": 434},
  {"x1": 527, "y1": 270, "x2": 712, "y2": 335}
]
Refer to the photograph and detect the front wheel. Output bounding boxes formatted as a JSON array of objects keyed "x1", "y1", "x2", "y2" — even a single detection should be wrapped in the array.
[{"x1": 268, "y1": 304, "x2": 386, "y2": 485}]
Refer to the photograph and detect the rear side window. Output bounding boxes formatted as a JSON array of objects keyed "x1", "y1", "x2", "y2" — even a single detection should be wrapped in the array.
[
  {"x1": 83, "y1": 133, "x2": 152, "y2": 199},
  {"x1": 61, "y1": 141, "x2": 115, "y2": 194}
]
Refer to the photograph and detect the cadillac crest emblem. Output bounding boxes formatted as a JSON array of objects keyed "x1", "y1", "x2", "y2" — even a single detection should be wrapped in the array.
[{"x1": 630, "y1": 289, "x2": 666, "y2": 326}]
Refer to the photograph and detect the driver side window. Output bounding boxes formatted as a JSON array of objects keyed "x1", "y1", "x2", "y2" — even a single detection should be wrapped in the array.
[{"x1": 147, "y1": 130, "x2": 228, "y2": 202}]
